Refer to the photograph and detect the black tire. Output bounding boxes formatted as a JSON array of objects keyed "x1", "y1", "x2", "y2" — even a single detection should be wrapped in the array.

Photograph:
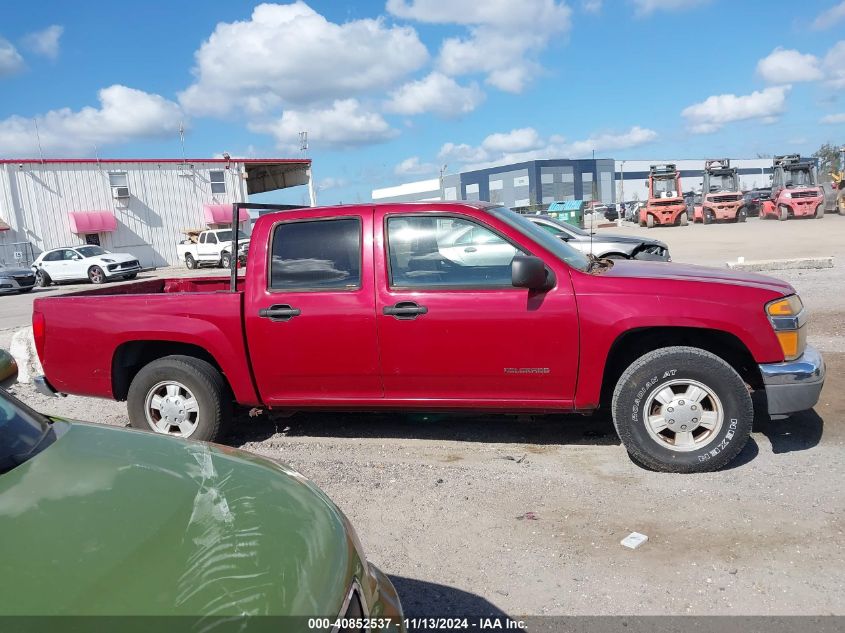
[
  {"x1": 36, "y1": 269, "x2": 51, "y2": 287},
  {"x1": 679, "y1": 212, "x2": 689, "y2": 226},
  {"x1": 611, "y1": 346, "x2": 753, "y2": 473},
  {"x1": 127, "y1": 355, "x2": 231, "y2": 442},
  {"x1": 122, "y1": 273, "x2": 137, "y2": 280},
  {"x1": 736, "y1": 208, "x2": 747, "y2": 223},
  {"x1": 220, "y1": 252, "x2": 232, "y2": 269},
  {"x1": 185, "y1": 254, "x2": 197, "y2": 270},
  {"x1": 88, "y1": 266, "x2": 106, "y2": 284},
  {"x1": 18, "y1": 287, "x2": 34, "y2": 294},
  {"x1": 703, "y1": 210, "x2": 713, "y2": 225}
]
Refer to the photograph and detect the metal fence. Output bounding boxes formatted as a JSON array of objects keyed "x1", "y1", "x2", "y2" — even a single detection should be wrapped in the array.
[{"x1": 0, "y1": 241, "x2": 37, "y2": 267}]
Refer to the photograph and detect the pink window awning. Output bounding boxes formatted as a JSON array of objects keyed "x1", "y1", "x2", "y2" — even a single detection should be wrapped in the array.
[
  {"x1": 68, "y1": 211, "x2": 117, "y2": 234},
  {"x1": 204, "y1": 204, "x2": 249, "y2": 225}
]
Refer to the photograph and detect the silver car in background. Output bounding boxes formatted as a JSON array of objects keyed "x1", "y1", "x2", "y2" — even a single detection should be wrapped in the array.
[
  {"x1": 0, "y1": 263, "x2": 36, "y2": 294},
  {"x1": 527, "y1": 215, "x2": 671, "y2": 261}
]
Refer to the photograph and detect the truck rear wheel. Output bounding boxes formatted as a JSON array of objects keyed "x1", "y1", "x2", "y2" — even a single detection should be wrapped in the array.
[
  {"x1": 611, "y1": 346, "x2": 752, "y2": 473},
  {"x1": 679, "y1": 212, "x2": 688, "y2": 226},
  {"x1": 779, "y1": 205, "x2": 789, "y2": 221},
  {"x1": 646, "y1": 214, "x2": 654, "y2": 228},
  {"x1": 185, "y1": 254, "x2": 197, "y2": 269},
  {"x1": 815, "y1": 204, "x2": 825, "y2": 219},
  {"x1": 736, "y1": 208, "x2": 747, "y2": 223},
  {"x1": 127, "y1": 355, "x2": 231, "y2": 442}
]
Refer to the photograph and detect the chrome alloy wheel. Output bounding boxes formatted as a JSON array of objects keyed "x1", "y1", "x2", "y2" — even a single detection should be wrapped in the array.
[
  {"x1": 144, "y1": 381, "x2": 200, "y2": 437},
  {"x1": 643, "y1": 379, "x2": 723, "y2": 452}
]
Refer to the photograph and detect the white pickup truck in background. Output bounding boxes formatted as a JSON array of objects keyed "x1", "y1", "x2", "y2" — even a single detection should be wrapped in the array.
[{"x1": 176, "y1": 229, "x2": 250, "y2": 269}]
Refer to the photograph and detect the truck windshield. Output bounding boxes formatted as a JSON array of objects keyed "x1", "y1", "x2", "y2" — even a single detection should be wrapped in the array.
[
  {"x1": 707, "y1": 174, "x2": 737, "y2": 192},
  {"x1": 77, "y1": 246, "x2": 108, "y2": 257},
  {"x1": 784, "y1": 168, "x2": 815, "y2": 188},
  {"x1": 652, "y1": 177, "x2": 679, "y2": 198},
  {"x1": 488, "y1": 207, "x2": 590, "y2": 272},
  {"x1": 215, "y1": 230, "x2": 249, "y2": 242},
  {"x1": 0, "y1": 390, "x2": 56, "y2": 475}
]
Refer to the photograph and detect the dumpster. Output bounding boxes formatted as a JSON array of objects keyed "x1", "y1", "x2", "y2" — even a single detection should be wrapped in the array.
[{"x1": 546, "y1": 200, "x2": 585, "y2": 228}]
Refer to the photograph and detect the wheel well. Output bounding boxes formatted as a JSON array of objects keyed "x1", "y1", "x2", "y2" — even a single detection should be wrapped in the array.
[
  {"x1": 599, "y1": 327, "x2": 763, "y2": 407},
  {"x1": 112, "y1": 341, "x2": 225, "y2": 401}
]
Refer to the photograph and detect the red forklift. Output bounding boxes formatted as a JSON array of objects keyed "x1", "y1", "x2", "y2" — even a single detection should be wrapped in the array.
[
  {"x1": 693, "y1": 159, "x2": 746, "y2": 224},
  {"x1": 639, "y1": 164, "x2": 687, "y2": 228},
  {"x1": 760, "y1": 155, "x2": 824, "y2": 221}
]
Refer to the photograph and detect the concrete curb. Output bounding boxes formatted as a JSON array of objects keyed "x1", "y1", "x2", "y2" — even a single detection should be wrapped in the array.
[
  {"x1": 726, "y1": 257, "x2": 835, "y2": 272},
  {"x1": 9, "y1": 326, "x2": 42, "y2": 384}
]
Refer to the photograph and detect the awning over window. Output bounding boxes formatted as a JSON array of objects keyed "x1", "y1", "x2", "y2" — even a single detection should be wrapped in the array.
[
  {"x1": 204, "y1": 204, "x2": 249, "y2": 225},
  {"x1": 68, "y1": 211, "x2": 117, "y2": 234}
]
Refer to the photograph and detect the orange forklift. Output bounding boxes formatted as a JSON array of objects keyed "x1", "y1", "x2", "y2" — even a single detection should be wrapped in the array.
[
  {"x1": 693, "y1": 159, "x2": 747, "y2": 224},
  {"x1": 639, "y1": 164, "x2": 688, "y2": 228}
]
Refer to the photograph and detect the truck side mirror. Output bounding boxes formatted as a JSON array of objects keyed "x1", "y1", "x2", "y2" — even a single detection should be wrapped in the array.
[{"x1": 512, "y1": 256, "x2": 552, "y2": 291}]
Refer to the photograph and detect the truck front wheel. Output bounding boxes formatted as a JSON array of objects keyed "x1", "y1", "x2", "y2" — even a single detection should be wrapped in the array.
[
  {"x1": 220, "y1": 252, "x2": 232, "y2": 269},
  {"x1": 127, "y1": 355, "x2": 231, "y2": 442},
  {"x1": 611, "y1": 346, "x2": 752, "y2": 473}
]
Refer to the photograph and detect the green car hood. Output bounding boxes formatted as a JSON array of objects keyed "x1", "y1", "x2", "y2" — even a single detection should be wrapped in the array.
[{"x1": 0, "y1": 422, "x2": 358, "y2": 616}]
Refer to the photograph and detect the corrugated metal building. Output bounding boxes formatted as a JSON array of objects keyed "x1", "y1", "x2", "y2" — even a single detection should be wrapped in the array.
[{"x1": 0, "y1": 157, "x2": 314, "y2": 267}]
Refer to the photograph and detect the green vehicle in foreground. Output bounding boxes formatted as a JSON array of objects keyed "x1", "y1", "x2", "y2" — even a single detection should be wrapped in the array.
[{"x1": 0, "y1": 389, "x2": 403, "y2": 631}]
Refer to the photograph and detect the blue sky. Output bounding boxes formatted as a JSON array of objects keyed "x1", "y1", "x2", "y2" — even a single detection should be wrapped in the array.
[{"x1": 2, "y1": 0, "x2": 845, "y2": 204}]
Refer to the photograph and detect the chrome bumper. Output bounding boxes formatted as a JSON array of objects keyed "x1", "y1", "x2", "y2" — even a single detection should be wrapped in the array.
[
  {"x1": 759, "y1": 345, "x2": 825, "y2": 416},
  {"x1": 33, "y1": 375, "x2": 63, "y2": 398}
]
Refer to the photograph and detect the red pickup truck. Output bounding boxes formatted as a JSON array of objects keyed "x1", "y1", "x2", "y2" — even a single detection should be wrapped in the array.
[{"x1": 32, "y1": 202, "x2": 825, "y2": 473}]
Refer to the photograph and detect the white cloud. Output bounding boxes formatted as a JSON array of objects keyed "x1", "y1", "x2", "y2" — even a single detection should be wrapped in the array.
[
  {"x1": 0, "y1": 38, "x2": 24, "y2": 77},
  {"x1": 180, "y1": 2, "x2": 428, "y2": 117},
  {"x1": 394, "y1": 156, "x2": 439, "y2": 176},
  {"x1": 632, "y1": 0, "x2": 709, "y2": 14},
  {"x1": 757, "y1": 47, "x2": 822, "y2": 83},
  {"x1": 249, "y1": 99, "x2": 397, "y2": 150},
  {"x1": 437, "y1": 125, "x2": 657, "y2": 171},
  {"x1": 824, "y1": 41, "x2": 845, "y2": 87},
  {"x1": 0, "y1": 85, "x2": 183, "y2": 156},
  {"x1": 318, "y1": 176, "x2": 347, "y2": 190},
  {"x1": 681, "y1": 86, "x2": 790, "y2": 134},
  {"x1": 820, "y1": 112, "x2": 845, "y2": 124},
  {"x1": 582, "y1": 0, "x2": 602, "y2": 12},
  {"x1": 813, "y1": 1, "x2": 845, "y2": 29},
  {"x1": 481, "y1": 128, "x2": 544, "y2": 153},
  {"x1": 387, "y1": 0, "x2": 571, "y2": 93},
  {"x1": 23, "y1": 25, "x2": 64, "y2": 59},
  {"x1": 385, "y1": 72, "x2": 484, "y2": 117}
]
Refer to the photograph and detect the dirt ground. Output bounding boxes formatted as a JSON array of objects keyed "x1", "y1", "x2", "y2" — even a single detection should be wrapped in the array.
[{"x1": 3, "y1": 216, "x2": 844, "y2": 618}]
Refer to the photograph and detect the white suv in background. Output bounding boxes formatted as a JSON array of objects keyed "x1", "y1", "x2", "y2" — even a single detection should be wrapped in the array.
[{"x1": 32, "y1": 246, "x2": 141, "y2": 286}]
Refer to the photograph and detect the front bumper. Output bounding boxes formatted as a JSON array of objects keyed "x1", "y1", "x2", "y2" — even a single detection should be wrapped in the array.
[
  {"x1": 0, "y1": 275, "x2": 36, "y2": 292},
  {"x1": 367, "y1": 564, "x2": 405, "y2": 632},
  {"x1": 759, "y1": 345, "x2": 825, "y2": 416}
]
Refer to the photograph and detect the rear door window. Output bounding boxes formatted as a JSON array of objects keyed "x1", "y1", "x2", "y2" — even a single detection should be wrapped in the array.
[{"x1": 269, "y1": 218, "x2": 361, "y2": 290}]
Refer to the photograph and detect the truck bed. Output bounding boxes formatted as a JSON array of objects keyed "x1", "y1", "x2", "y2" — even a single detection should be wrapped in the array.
[{"x1": 33, "y1": 277, "x2": 260, "y2": 405}]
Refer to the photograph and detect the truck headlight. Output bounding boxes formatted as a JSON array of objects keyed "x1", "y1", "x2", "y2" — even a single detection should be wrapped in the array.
[{"x1": 766, "y1": 295, "x2": 806, "y2": 361}]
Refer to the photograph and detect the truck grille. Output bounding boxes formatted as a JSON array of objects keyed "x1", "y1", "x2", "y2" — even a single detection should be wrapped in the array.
[
  {"x1": 790, "y1": 190, "x2": 819, "y2": 199},
  {"x1": 652, "y1": 200, "x2": 681, "y2": 207},
  {"x1": 711, "y1": 194, "x2": 741, "y2": 203}
]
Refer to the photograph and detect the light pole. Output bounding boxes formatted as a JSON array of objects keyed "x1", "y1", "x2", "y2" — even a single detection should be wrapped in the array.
[{"x1": 439, "y1": 164, "x2": 448, "y2": 199}]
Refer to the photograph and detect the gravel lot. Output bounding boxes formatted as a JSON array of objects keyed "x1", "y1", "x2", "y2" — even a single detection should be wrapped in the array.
[{"x1": 3, "y1": 216, "x2": 843, "y2": 617}]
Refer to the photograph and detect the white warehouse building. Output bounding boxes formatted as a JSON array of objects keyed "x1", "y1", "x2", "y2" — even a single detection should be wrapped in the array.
[{"x1": 0, "y1": 157, "x2": 314, "y2": 268}]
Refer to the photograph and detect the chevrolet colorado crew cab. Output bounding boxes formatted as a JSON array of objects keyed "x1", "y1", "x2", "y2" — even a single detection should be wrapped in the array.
[{"x1": 32, "y1": 202, "x2": 825, "y2": 473}]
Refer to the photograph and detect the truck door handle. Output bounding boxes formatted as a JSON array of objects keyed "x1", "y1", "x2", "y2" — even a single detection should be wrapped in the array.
[
  {"x1": 383, "y1": 301, "x2": 428, "y2": 320},
  {"x1": 258, "y1": 304, "x2": 301, "y2": 322},
  {"x1": 464, "y1": 246, "x2": 477, "y2": 252}
]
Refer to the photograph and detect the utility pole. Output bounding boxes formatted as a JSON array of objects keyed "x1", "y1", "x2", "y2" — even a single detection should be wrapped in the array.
[{"x1": 439, "y1": 164, "x2": 448, "y2": 199}]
